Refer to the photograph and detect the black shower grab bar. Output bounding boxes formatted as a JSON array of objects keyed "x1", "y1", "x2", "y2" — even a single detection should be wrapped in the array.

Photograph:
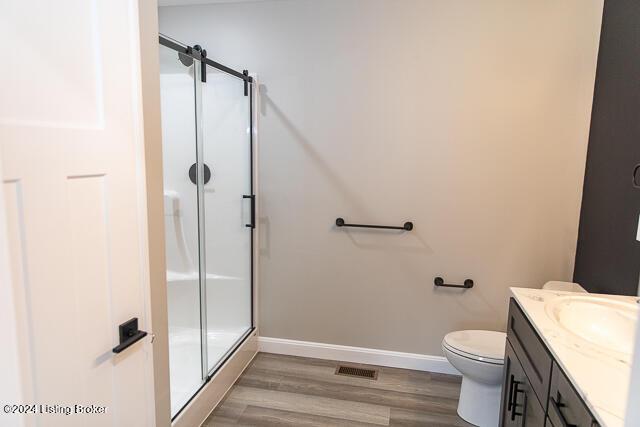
[
  {"x1": 434, "y1": 277, "x2": 474, "y2": 289},
  {"x1": 335, "y1": 217, "x2": 413, "y2": 231}
]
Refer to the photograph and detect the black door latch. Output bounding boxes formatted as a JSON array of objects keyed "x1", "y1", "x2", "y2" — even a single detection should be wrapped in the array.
[{"x1": 112, "y1": 317, "x2": 147, "y2": 354}]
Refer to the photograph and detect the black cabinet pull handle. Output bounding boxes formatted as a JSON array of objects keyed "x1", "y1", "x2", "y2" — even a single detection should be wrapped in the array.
[
  {"x1": 112, "y1": 317, "x2": 147, "y2": 354},
  {"x1": 507, "y1": 374, "x2": 517, "y2": 411},
  {"x1": 335, "y1": 217, "x2": 413, "y2": 231},
  {"x1": 550, "y1": 394, "x2": 577, "y2": 427},
  {"x1": 434, "y1": 277, "x2": 474, "y2": 289},
  {"x1": 510, "y1": 381, "x2": 525, "y2": 421},
  {"x1": 243, "y1": 195, "x2": 255, "y2": 228},
  {"x1": 519, "y1": 393, "x2": 528, "y2": 427}
]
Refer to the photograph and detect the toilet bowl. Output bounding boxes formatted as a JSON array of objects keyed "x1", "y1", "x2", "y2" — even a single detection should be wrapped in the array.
[{"x1": 442, "y1": 330, "x2": 506, "y2": 427}]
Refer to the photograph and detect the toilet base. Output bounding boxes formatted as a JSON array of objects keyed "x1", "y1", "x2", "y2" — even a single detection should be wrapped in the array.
[{"x1": 456, "y1": 376, "x2": 502, "y2": 427}]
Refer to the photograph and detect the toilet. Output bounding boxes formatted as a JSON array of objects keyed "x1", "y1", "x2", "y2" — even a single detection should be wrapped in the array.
[
  {"x1": 441, "y1": 281, "x2": 586, "y2": 426},
  {"x1": 442, "y1": 330, "x2": 506, "y2": 427}
]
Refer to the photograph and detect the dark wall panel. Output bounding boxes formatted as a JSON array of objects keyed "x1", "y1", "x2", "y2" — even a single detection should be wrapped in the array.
[{"x1": 574, "y1": 0, "x2": 640, "y2": 295}]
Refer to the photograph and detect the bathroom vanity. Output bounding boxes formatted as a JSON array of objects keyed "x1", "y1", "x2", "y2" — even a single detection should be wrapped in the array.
[{"x1": 499, "y1": 288, "x2": 637, "y2": 427}]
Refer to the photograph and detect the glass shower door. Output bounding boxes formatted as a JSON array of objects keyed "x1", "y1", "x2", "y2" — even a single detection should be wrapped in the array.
[
  {"x1": 201, "y1": 65, "x2": 253, "y2": 373},
  {"x1": 159, "y1": 34, "x2": 255, "y2": 418},
  {"x1": 158, "y1": 42, "x2": 204, "y2": 417}
]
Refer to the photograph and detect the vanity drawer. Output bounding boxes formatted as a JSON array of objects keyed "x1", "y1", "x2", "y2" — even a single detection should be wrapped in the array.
[
  {"x1": 507, "y1": 298, "x2": 553, "y2": 406},
  {"x1": 548, "y1": 363, "x2": 598, "y2": 427}
]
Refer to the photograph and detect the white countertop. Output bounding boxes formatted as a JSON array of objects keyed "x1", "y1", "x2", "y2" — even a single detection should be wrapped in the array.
[{"x1": 510, "y1": 287, "x2": 638, "y2": 427}]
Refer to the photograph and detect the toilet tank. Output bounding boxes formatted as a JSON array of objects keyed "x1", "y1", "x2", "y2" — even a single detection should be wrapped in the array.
[{"x1": 541, "y1": 281, "x2": 587, "y2": 293}]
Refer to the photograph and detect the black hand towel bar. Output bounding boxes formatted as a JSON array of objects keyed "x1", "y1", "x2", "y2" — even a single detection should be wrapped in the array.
[
  {"x1": 434, "y1": 277, "x2": 474, "y2": 289},
  {"x1": 335, "y1": 217, "x2": 413, "y2": 231}
]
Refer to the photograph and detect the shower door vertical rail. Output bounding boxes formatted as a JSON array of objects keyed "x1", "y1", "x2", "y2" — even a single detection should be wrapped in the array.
[
  {"x1": 158, "y1": 37, "x2": 207, "y2": 419},
  {"x1": 193, "y1": 58, "x2": 209, "y2": 383},
  {"x1": 249, "y1": 80, "x2": 255, "y2": 331}
]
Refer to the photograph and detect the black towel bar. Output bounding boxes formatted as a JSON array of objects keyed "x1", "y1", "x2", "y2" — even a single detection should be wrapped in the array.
[
  {"x1": 434, "y1": 277, "x2": 474, "y2": 289},
  {"x1": 335, "y1": 217, "x2": 413, "y2": 231}
]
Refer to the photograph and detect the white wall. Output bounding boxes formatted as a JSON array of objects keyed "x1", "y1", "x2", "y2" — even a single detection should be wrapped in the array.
[
  {"x1": 160, "y1": 0, "x2": 603, "y2": 356},
  {"x1": 0, "y1": 158, "x2": 24, "y2": 426}
]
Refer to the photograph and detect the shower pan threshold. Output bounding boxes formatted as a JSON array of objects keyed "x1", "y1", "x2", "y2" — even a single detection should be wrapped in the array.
[{"x1": 169, "y1": 326, "x2": 251, "y2": 416}]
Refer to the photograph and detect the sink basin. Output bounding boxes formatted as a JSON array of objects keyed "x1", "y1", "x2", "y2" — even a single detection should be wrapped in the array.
[{"x1": 545, "y1": 295, "x2": 638, "y2": 357}]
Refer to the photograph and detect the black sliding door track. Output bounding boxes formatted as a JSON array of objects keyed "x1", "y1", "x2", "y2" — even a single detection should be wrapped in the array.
[{"x1": 159, "y1": 34, "x2": 252, "y2": 83}]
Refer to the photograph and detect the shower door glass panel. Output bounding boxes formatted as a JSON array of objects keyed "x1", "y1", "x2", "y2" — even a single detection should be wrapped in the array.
[
  {"x1": 201, "y1": 66, "x2": 253, "y2": 373},
  {"x1": 158, "y1": 43, "x2": 204, "y2": 417}
]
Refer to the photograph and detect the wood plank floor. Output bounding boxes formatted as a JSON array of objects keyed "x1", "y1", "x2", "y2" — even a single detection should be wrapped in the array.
[{"x1": 202, "y1": 353, "x2": 474, "y2": 426}]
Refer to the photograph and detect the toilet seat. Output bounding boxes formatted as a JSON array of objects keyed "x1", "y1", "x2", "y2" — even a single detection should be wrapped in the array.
[{"x1": 443, "y1": 330, "x2": 506, "y2": 365}]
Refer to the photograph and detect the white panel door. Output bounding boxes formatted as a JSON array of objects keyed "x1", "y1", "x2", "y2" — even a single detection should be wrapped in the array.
[{"x1": 0, "y1": 1, "x2": 156, "y2": 426}]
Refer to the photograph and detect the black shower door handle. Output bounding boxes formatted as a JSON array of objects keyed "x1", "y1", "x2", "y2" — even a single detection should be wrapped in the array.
[{"x1": 243, "y1": 195, "x2": 255, "y2": 228}]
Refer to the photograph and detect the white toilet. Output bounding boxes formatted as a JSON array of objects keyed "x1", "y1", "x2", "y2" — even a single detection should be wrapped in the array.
[
  {"x1": 441, "y1": 281, "x2": 587, "y2": 426},
  {"x1": 442, "y1": 330, "x2": 506, "y2": 427}
]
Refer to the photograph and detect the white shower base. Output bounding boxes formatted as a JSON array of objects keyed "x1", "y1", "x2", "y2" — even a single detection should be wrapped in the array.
[
  {"x1": 166, "y1": 273, "x2": 252, "y2": 417},
  {"x1": 169, "y1": 326, "x2": 250, "y2": 416}
]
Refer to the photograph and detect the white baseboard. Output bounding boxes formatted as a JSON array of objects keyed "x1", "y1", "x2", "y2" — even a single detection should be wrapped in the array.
[{"x1": 257, "y1": 336, "x2": 460, "y2": 376}]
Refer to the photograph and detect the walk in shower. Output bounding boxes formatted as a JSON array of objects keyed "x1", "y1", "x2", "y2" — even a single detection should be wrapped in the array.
[{"x1": 158, "y1": 35, "x2": 255, "y2": 418}]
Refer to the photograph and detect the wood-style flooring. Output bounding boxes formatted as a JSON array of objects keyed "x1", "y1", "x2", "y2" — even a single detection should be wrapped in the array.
[{"x1": 202, "y1": 353, "x2": 473, "y2": 426}]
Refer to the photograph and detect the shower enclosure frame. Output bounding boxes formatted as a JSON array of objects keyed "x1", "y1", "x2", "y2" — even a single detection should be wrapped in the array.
[{"x1": 159, "y1": 34, "x2": 258, "y2": 425}]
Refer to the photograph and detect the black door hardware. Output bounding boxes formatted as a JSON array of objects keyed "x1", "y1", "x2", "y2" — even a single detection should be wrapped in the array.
[
  {"x1": 510, "y1": 381, "x2": 526, "y2": 421},
  {"x1": 193, "y1": 45, "x2": 207, "y2": 82},
  {"x1": 188, "y1": 163, "x2": 211, "y2": 185},
  {"x1": 178, "y1": 50, "x2": 193, "y2": 67},
  {"x1": 507, "y1": 375, "x2": 518, "y2": 412},
  {"x1": 434, "y1": 277, "x2": 474, "y2": 289},
  {"x1": 335, "y1": 218, "x2": 413, "y2": 231},
  {"x1": 112, "y1": 318, "x2": 148, "y2": 354},
  {"x1": 633, "y1": 164, "x2": 640, "y2": 188},
  {"x1": 160, "y1": 35, "x2": 253, "y2": 85},
  {"x1": 243, "y1": 195, "x2": 256, "y2": 228}
]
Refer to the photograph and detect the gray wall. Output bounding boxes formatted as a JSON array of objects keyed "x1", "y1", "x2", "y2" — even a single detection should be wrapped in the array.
[{"x1": 159, "y1": 0, "x2": 603, "y2": 355}]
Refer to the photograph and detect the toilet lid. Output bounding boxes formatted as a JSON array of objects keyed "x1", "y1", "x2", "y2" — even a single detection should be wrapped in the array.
[{"x1": 443, "y1": 330, "x2": 506, "y2": 363}]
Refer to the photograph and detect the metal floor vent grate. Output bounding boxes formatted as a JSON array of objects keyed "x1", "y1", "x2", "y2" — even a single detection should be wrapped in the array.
[{"x1": 335, "y1": 365, "x2": 378, "y2": 380}]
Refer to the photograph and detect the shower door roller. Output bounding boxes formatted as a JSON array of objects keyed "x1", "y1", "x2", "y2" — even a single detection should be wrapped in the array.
[{"x1": 112, "y1": 317, "x2": 148, "y2": 354}]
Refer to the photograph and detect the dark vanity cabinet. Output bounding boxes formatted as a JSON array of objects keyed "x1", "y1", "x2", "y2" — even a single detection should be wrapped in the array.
[
  {"x1": 499, "y1": 299, "x2": 599, "y2": 427},
  {"x1": 502, "y1": 343, "x2": 546, "y2": 426},
  {"x1": 547, "y1": 364, "x2": 598, "y2": 427}
]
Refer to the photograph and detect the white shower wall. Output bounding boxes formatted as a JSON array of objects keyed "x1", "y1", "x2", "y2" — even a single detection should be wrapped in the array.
[{"x1": 161, "y1": 70, "x2": 251, "y2": 331}]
